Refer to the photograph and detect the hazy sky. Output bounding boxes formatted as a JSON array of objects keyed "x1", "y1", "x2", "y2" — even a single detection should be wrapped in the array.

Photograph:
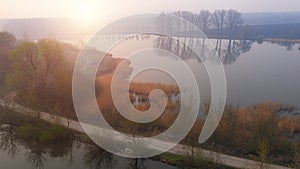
[{"x1": 1, "y1": 0, "x2": 300, "y2": 22}]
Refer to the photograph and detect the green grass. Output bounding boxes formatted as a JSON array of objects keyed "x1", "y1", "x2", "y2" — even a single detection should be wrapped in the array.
[
  {"x1": 15, "y1": 123, "x2": 73, "y2": 144},
  {"x1": 0, "y1": 107, "x2": 74, "y2": 144}
]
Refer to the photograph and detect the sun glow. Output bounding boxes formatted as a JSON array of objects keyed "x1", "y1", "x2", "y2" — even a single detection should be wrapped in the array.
[{"x1": 71, "y1": 1, "x2": 102, "y2": 27}]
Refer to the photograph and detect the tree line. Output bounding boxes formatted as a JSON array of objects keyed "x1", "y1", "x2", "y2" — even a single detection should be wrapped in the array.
[{"x1": 157, "y1": 9, "x2": 245, "y2": 49}]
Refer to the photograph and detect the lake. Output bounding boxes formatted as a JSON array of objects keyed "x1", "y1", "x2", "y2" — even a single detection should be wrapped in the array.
[
  {"x1": 101, "y1": 36, "x2": 300, "y2": 110},
  {"x1": 223, "y1": 41, "x2": 300, "y2": 108}
]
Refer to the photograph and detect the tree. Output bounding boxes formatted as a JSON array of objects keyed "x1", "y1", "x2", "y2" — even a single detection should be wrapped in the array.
[
  {"x1": 197, "y1": 10, "x2": 211, "y2": 34},
  {"x1": 8, "y1": 41, "x2": 40, "y2": 93},
  {"x1": 52, "y1": 57, "x2": 74, "y2": 120},
  {"x1": 0, "y1": 31, "x2": 16, "y2": 47},
  {"x1": 37, "y1": 39, "x2": 64, "y2": 88},
  {"x1": 7, "y1": 39, "x2": 65, "y2": 113},
  {"x1": 7, "y1": 41, "x2": 41, "y2": 113},
  {"x1": 212, "y1": 10, "x2": 226, "y2": 50},
  {"x1": 35, "y1": 39, "x2": 64, "y2": 110},
  {"x1": 0, "y1": 32, "x2": 16, "y2": 84},
  {"x1": 226, "y1": 9, "x2": 244, "y2": 46}
]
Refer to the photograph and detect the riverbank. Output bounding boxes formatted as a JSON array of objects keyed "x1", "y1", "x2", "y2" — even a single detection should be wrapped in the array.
[
  {"x1": 206, "y1": 36, "x2": 300, "y2": 44},
  {"x1": 0, "y1": 103, "x2": 232, "y2": 169},
  {"x1": 0, "y1": 98, "x2": 295, "y2": 169},
  {"x1": 264, "y1": 38, "x2": 300, "y2": 43}
]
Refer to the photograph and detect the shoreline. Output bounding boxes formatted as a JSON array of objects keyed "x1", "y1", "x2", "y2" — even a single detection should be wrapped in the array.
[
  {"x1": 264, "y1": 38, "x2": 300, "y2": 43},
  {"x1": 0, "y1": 98, "x2": 294, "y2": 169}
]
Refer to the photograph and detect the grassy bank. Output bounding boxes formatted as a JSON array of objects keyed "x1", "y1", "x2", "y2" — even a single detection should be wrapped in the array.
[
  {"x1": 0, "y1": 106, "x2": 74, "y2": 144},
  {"x1": 0, "y1": 107, "x2": 234, "y2": 169}
]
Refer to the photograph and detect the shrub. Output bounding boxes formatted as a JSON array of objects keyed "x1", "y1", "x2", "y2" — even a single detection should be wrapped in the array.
[
  {"x1": 39, "y1": 130, "x2": 55, "y2": 143},
  {"x1": 16, "y1": 123, "x2": 72, "y2": 144},
  {"x1": 16, "y1": 124, "x2": 42, "y2": 140},
  {"x1": 39, "y1": 125, "x2": 71, "y2": 144}
]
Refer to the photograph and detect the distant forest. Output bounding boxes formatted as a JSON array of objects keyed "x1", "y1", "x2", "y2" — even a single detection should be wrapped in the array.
[
  {"x1": 207, "y1": 22, "x2": 300, "y2": 40},
  {"x1": 159, "y1": 10, "x2": 300, "y2": 40},
  {"x1": 0, "y1": 11, "x2": 300, "y2": 41}
]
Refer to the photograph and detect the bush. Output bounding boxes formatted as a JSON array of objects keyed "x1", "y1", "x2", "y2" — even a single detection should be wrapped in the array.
[
  {"x1": 16, "y1": 123, "x2": 72, "y2": 144},
  {"x1": 39, "y1": 130, "x2": 55, "y2": 143},
  {"x1": 16, "y1": 124, "x2": 42, "y2": 140},
  {"x1": 40, "y1": 125, "x2": 71, "y2": 144}
]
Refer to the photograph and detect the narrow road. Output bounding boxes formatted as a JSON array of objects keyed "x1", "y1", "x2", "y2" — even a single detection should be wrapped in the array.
[{"x1": 0, "y1": 99, "x2": 293, "y2": 169}]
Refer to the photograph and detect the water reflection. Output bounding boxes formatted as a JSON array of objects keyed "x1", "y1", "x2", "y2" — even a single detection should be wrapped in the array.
[
  {"x1": 153, "y1": 35, "x2": 254, "y2": 64},
  {"x1": 25, "y1": 143, "x2": 47, "y2": 169},
  {"x1": 153, "y1": 36, "x2": 202, "y2": 62},
  {"x1": 127, "y1": 158, "x2": 146, "y2": 169},
  {"x1": 84, "y1": 144, "x2": 116, "y2": 169},
  {"x1": 270, "y1": 41, "x2": 297, "y2": 51},
  {"x1": 24, "y1": 139, "x2": 76, "y2": 169},
  {"x1": 0, "y1": 131, "x2": 75, "y2": 169},
  {"x1": 221, "y1": 40, "x2": 253, "y2": 64},
  {"x1": 0, "y1": 131, "x2": 18, "y2": 158},
  {"x1": 0, "y1": 131, "x2": 177, "y2": 169}
]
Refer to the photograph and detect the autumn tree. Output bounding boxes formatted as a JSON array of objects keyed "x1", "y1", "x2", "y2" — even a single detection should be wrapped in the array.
[
  {"x1": 0, "y1": 32, "x2": 16, "y2": 85},
  {"x1": 7, "y1": 39, "x2": 66, "y2": 113},
  {"x1": 7, "y1": 41, "x2": 41, "y2": 112},
  {"x1": 8, "y1": 41, "x2": 40, "y2": 93},
  {"x1": 36, "y1": 39, "x2": 64, "y2": 106}
]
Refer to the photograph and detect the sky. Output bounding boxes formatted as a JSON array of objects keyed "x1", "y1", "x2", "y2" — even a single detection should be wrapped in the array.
[{"x1": 1, "y1": 0, "x2": 300, "y2": 24}]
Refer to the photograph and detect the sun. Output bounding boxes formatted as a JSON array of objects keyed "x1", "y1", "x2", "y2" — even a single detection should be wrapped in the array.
[
  {"x1": 73, "y1": 2, "x2": 100, "y2": 26},
  {"x1": 79, "y1": 4, "x2": 95, "y2": 23}
]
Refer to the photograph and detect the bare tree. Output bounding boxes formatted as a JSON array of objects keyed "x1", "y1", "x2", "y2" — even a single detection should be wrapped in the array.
[
  {"x1": 226, "y1": 9, "x2": 244, "y2": 47},
  {"x1": 197, "y1": 10, "x2": 211, "y2": 34},
  {"x1": 212, "y1": 10, "x2": 226, "y2": 50}
]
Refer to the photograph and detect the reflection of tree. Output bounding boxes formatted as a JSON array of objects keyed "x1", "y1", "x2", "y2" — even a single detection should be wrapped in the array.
[
  {"x1": 84, "y1": 144, "x2": 116, "y2": 169},
  {"x1": 154, "y1": 10, "x2": 252, "y2": 64},
  {"x1": 24, "y1": 140, "x2": 75, "y2": 169},
  {"x1": 127, "y1": 158, "x2": 146, "y2": 169},
  {"x1": 221, "y1": 40, "x2": 253, "y2": 64},
  {"x1": 154, "y1": 36, "x2": 253, "y2": 65},
  {"x1": 154, "y1": 36, "x2": 203, "y2": 62},
  {"x1": 212, "y1": 10, "x2": 226, "y2": 50},
  {"x1": 226, "y1": 10, "x2": 244, "y2": 47},
  {"x1": 25, "y1": 143, "x2": 47, "y2": 169},
  {"x1": 271, "y1": 41, "x2": 295, "y2": 51},
  {"x1": 0, "y1": 130, "x2": 76, "y2": 169},
  {"x1": 48, "y1": 139, "x2": 77, "y2": 165},
  {"x1": 25, "y1": 140, "x2": 75, "y2": 169},
  {"x1": 0, "y1": 131, "x2": 18, "y2": 158}
]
